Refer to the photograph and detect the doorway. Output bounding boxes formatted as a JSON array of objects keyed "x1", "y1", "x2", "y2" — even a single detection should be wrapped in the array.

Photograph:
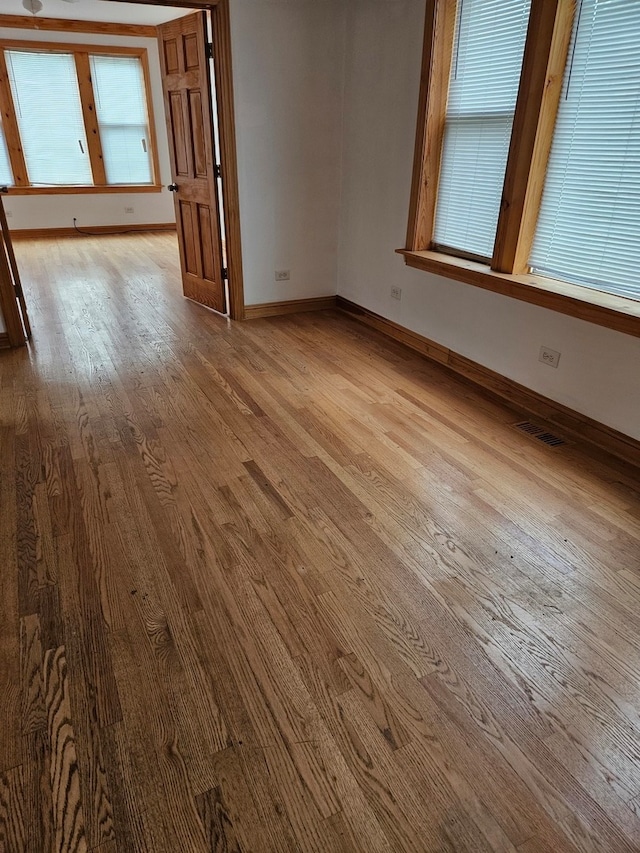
[
  {"x1": 0, "y1": 0, "x2": 244, "y2": 338},
  {"x1": 125, "y1": 0, "x2": 245, "y2": 320}
]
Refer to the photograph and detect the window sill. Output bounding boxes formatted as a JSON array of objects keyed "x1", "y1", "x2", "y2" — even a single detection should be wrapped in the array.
[
  {"x1": 396, "y1": 249, "x2": 640, "y2": 339},
  {"x1": 8, "y1": 184, "x2": 163, "y2": 195}
]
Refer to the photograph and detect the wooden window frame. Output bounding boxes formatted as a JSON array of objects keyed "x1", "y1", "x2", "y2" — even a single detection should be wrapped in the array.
[
  {"x1": 0, "y1": 39, "x2": 162, "y2": 194},
  {"x1": 400, "y1": 0, "x2": 640, "y2": 339}
]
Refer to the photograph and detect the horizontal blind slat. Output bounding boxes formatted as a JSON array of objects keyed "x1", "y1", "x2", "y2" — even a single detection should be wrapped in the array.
[
  {"x1": 90, "y1": 55, "x2": 153, "y2": 186},
  {"x1": 530, "y1": 0, "x2": 640, "y2": 301},
  {"x1": 6, "y1": 49, "x2": 92, "y2": 187},
  {"x1": 434, "y1": 0, "x2": 531, "y2": 259}
]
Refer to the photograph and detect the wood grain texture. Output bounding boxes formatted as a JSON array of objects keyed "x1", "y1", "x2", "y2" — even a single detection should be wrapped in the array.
[
  {"x1": 0, "y1": 195, "x2": 30, "y2": 340},
  {"x1": 1, "y1": 232, "x2": 640, "y2": 850},
  {"x1": 0, "y1": 47, "x2": 27, "y2": 187},
  {"x1": 492, "y1": 0, "x2": 576, "y2": 274},
  {"x1": 11, "y1": 224, "x2": 175, "y2": 240},
  {"x1": 405, "y1": 0, "x2": 456, "y2": 251},
  {"x1": 336, "y1": 295, "x2": 640, "y2": 469},
  {"x1": 44, "y1": 645, "x2": 88, "y2": 852},
  {"x1": 244, "y1": 296, "x2": 337, "y2": 320},
  {"x1": 397, "y1": 248, "x2": 640, "y2": 338},
  {"x1": 7, "y1": 186, "x2": 163, "y2": 196},
  {"x1": 0, "y1": 230, "x2": 25, "y2": 347},
  {"x1": 0, "y1": 39, "x2": 151, "y2": 55},
  {"x1": 211, "y1": 0, "x2": 245, "y2": 320},
  {"x1": 74, "y1": 52, "x2": 107, "y2": 188},
  {"x1": 0, "y1": 14, "x2": 158, "y2": 38},
  {"x1": 0, "y1": 194, "x2": 27, "y2": 348},
  {"x1": 158, "y1": 12, "x2": 226, "y2": 315}
]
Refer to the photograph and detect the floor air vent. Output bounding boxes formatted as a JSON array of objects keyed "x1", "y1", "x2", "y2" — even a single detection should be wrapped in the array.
[{"x1": 513, "y1": 421, "x2": 566, "y2": 447}]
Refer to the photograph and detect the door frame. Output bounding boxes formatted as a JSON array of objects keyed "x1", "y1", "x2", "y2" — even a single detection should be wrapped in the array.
[{"x1": 110, "y1": 0, "x2": 244, "y2": 320}]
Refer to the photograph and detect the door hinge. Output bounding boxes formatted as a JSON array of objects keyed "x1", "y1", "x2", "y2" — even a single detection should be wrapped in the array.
[
  {"x1": 214, "y1": 164, "x2": 222, "y2": 179},
  {"x1": 222, "y1": 267, "x2": 229, "y2": 280},
  {"x1": 206, "y1": 42, "x2": 213, "y2": 59}
]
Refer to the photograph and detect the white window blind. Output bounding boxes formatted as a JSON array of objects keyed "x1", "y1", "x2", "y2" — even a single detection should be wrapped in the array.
[
  {"x1": 433, "y1": 0, "x2": 531, "y2": 259},
  {"x1": 530, "y1": 0, "x2": 640, "y2": 302},
  {"x1": 0, "y1": 117, "x2": 13, "y2": 186},
  {"x1": 6, "y1": 50, "x2": 92, "y2": 186},
  {"x1": 90, "y1": 55, "x2": 153, "y2": 185}
]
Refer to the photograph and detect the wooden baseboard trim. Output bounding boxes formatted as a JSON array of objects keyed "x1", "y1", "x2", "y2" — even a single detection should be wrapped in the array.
[
  {"x1": 0, "y1": 332, "x2": 9, "y2": 349},
  {"x1": 336, "y1": 295, "x2": 640, "y2": 469},
  {"x1": 11, "y1": 224, "x2": 176, "y2": 240},
  {"x1": 244, "y1": 295, "x2": 337, "y2": 320}
]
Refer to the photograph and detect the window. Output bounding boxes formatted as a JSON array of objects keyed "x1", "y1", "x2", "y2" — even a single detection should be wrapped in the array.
[
  {"x1": 404, "y1": 0, "x2": 640, "y2": 336},
  {"x1": 7, "y1": 50, "x2": 93, "y2": 187},
  {"x1": 434, "y1": 0, "x2": 531, "y2": 260},
  {"x1": 90, "y1": 55, "x2": 154, "y2": 186},
  {"x1": 0, "y1": 41, "x2": 159, "y2": 193},
  {"x1": 530, "y1": 0, "x2": 640, "y2": 301}
]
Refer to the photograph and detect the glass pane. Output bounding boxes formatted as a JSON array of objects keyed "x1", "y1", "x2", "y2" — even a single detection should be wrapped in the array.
[
  {"x1": 6, "y1": 50, "x2": 92, "y2": 186},
  {"x1": 530, "y1": 0, "x2": 640, "y2": 301},
  {"x1": 435, "y1": 115, "x2": 513, "y2": 259},
  {"x1": 433, "y1": 0, "x2": 531, "y2": 259},
  {"x1": 90, "y1": 55, "x2": 153, "y2": 185}
]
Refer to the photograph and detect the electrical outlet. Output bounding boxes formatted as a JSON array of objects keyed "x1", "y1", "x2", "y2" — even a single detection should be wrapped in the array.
[
  {"x1": 539, "y1": 346, "x2": 561, "y2": 368},
  {"x1": 391, "y1": 286, "x2": 402, "y2": 300},
  {"x1": 5, "y1": 209, "x2": 12, "y2": 218},
  {"x1": 124, "y1": 206, "x2": 134, "y2": 214},
  {"x1": 275, "y1": 269, "x2": 290, "y2": 281}
]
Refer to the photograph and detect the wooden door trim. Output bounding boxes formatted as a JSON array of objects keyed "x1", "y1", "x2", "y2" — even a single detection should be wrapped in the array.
[
  {"x1": 210, "y1": 0, "x2": 244, "y2": 320},
  {"x1": 0, "y1": 235, "x2": 26, "y2": 346}
]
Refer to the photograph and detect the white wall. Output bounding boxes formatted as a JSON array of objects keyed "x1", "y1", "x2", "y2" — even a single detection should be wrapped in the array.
[
  {"x1": 336, "y1": 0, "x2": 640, "y2": 440},
  {"x1": 230, "y1": 0, "x2": 345, "y2": 305},
  {"x1": 0, "y1": 27, "x2": 175, "y2": 230}
]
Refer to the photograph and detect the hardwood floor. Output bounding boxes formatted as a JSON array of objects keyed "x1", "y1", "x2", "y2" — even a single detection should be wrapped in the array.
[{"x1": 1, "y1": 233, "x2": 640, "y2": 852}]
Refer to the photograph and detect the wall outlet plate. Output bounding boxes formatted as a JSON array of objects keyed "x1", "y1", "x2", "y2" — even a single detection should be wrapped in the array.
[
  {"x1": 275, "y1": 269, "x2": 290, "y2": 281},
  {"x1": 539, "y1": 346, "x2": 561, "y2": 368},
  {"x1": 124, "y1": 207, "x2": 134, "y2": 214},
  {"x1": 391, "y1": 286, "x2": 402, "y2": 300}
]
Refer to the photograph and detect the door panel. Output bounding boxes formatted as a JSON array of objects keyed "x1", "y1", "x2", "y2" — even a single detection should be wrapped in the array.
[
  {"x1": 198, "y1": 205, "x2": 216, "y2": 280},
  {"x1": 168, "y1": 92, "x2": 189, "y2": 176},
  {"x1": 184, "y1": 33, "x2": 200, "y2": 70},
  {"x1": 158, "y1": 12, "x2": 225, "y2": 314},
  {"x1": 163, "y1": 38, "x2": 179, "y2": 74},
  {"x1": 190, "y1": 92, "x2": 207, "y2": 177}
]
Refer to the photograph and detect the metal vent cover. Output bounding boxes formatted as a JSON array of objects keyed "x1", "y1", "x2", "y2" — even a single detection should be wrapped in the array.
[{"x1": 513, "y1": 421, "x2": 566, "y2": 447}]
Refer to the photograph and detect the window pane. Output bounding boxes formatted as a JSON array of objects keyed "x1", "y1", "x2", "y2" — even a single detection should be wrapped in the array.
[
  {"x1": 6, "y1": 50, "x2": 92, "y2": 186},
  {"x1": 530, "y1": 0, "x2": 640, "y2": 301},
  {"x1": 433, "y1": 0, "x2": 531, "y2": 259},
  {"x1": 90, "y1": 55, "x2": 153, "y2": 185},
  {"x1": 0, "y1": 117, "x2": 13, "y2": 186}
]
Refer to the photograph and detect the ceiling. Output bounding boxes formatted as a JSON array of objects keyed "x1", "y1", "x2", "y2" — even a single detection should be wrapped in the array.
[{"x1": 0, "y1": 0, "x2": 189, "y2": 25}]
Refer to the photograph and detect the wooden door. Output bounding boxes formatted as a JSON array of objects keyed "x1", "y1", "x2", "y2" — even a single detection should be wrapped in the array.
[
  {"x1": 0, "y1": 192, "x2": 29, "y2": 346},
  {"x1": 158, "y1": 12, "x2": 226, "y2": 314}
]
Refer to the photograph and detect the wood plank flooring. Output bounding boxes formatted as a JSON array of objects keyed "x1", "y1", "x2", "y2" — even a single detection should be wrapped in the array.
[{"x1": 1, "y1": 232, "x2": 640, "y2": 852}]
